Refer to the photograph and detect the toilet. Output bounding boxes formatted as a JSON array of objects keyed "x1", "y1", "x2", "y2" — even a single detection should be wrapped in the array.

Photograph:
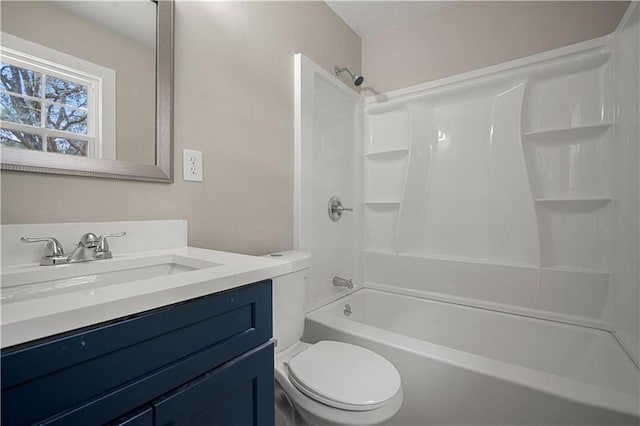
[{"x1": 266, "y1": 251, "x2": 403, "y2": 426}]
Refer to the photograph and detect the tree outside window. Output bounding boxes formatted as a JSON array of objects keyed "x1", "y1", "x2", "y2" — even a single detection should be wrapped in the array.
[{"x1": 0, "y1": 60, "x2": 93, "y2": 157}]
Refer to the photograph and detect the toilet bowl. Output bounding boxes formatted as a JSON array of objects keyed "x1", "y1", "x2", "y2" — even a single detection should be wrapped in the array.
[
  {"x1": 275, "y1": 341, "x2": 403, "y2": 426},
  {"x1": 266, "y1": 251, "x2": 403, "y2": 426}
]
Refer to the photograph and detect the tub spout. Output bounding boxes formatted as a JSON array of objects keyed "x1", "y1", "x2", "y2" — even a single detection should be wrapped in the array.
[{"x1": 333, "y1": 276, "x2": 353, "y2": 289}]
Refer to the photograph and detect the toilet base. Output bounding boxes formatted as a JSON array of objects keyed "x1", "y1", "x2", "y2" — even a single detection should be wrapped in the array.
[
  {"x1": 276, "y1": 381, "x2": 309, "y2": 426},
  {"x1": 275, "y1": 342, "x2": 403, "y2": 426},
  {"x1": 288, "y1": 392, "x2": 402, "y2": 426}
]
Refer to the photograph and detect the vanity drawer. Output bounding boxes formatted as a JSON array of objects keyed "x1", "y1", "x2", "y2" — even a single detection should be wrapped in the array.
[
  {"x1": 154, "y1": 341, "x2": 275, "y2": 426},
  {"x1": 1, "y1": 280, "x2": 272, "y2": 426}
]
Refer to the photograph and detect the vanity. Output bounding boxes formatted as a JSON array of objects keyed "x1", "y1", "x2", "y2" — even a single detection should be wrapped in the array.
[
  {"x1": 1, "y1": 220, "x2": 290, "y2": 426},
  {"x1": 0, "y1": 1, "x2": 287, "y2": 423}
]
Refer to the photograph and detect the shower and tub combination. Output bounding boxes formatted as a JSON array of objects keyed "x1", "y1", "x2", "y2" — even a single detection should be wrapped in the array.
[{"x1": 294, "y1": 4, "x2": 639, "y2": 425}]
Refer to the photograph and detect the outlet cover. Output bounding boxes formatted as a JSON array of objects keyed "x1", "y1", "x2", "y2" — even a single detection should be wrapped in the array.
[{"x1": 183, "y1": 149, "x2": 203, "y2": 182}]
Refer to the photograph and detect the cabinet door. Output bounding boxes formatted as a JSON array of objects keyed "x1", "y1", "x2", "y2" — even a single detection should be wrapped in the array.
[{"x1": 154, "y1": 342, "x2": 274, "y2": 426}]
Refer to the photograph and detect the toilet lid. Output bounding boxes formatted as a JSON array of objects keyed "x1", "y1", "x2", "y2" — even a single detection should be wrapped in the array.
[{"x1": 287, "y1": 341, "x2": 401, "y2": 411}]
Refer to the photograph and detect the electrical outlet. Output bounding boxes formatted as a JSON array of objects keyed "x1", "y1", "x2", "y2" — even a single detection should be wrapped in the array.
[{"x1": 183, "y1": 149, "x2": 203, "y2": 182}]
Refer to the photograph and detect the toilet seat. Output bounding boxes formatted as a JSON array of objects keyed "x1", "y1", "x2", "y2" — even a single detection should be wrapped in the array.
[{"x1": 286, "y1": 341, "x2": 401, "y2": 411}]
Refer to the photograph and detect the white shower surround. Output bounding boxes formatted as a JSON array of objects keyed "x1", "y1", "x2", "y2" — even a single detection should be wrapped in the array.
[
  {"x1": 363, "y1": 38, "x2": 613, "y2": 314},
  {"x1": 360, "y1": 10, "x2": 639, "y2": 362},
  {"x1": 294, "y1": 3, "x2": 639, "y2": 423},
  {"x1": 294, "y1": 53, "x2": 363, "y2": 312}
]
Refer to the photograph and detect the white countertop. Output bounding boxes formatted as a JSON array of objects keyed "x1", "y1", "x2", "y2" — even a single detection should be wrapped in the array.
[{"x1": 1, "y1": 247, "x2": 291, "y2": 348}]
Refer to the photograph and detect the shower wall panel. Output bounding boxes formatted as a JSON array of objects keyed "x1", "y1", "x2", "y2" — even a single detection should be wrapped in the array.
[
  {"x1": 612, "y1": 4, "x2": 640, "y2": 362},
  {"x1": 294, "y1": 54, "x2": 363, "y2": 312},
  {"x1": 363, "y1": 37, "x2": 625, "y2": 329},
  {"x1": 397, "y1": 83, "x2": 537, "y2": 265}
]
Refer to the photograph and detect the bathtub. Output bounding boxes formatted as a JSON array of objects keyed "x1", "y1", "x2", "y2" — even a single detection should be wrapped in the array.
[{"x1": 303, "y1": 289, "x2": 640, "y2": 425}]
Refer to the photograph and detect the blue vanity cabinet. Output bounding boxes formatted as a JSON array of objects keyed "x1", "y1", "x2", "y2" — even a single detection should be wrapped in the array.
[{"x1": 1, "y1": 280, "x2": 275, "y2": 426}]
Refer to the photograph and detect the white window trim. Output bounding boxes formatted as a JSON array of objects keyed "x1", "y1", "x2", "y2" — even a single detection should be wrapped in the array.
[{"x1": 0, "y1": 31, "x2": 116, "y2": 160}]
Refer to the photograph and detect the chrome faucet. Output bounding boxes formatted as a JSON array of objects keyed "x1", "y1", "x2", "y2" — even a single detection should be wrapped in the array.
[
  {"x1": 21, "y1": 232, "x2": 126, "y2": 266},
  {"x1": 68, "y1": 232, "x2": 126, "y2": 263}
]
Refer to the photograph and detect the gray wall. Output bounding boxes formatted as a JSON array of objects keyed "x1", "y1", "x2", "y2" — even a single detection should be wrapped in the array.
[
  {"x1": 362, "y1": 1, "x2": 629, "y2": 93},
  {"x1": 0, "y1": 1, "x2": 362, "y2": 255}
]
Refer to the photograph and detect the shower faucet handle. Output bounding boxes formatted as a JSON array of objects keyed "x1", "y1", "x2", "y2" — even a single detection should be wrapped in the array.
[{"x1": 328, "y1": 196, "x2": 353, "y2": 222}]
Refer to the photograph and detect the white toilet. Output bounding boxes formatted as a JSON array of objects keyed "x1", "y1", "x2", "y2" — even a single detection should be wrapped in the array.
[{"x1": 267, "y1": 251, "x2": 403, "y2": 426}]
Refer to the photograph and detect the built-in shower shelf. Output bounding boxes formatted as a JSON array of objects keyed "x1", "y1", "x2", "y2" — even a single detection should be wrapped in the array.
[
  {"x1": 365, "y1": 200, "x2": 401, "y2": 205},
  {"x1": 397, "y1": 252, "x2": 538, "y2": 269},
  {"x1": 535, "y1": 197, "x2": 612, "y2": 208},
  {"x1": 365, "y1": 148, "x2": 410, "y2": 159},
  {"x1": 364, "y1": 249, "x2": 398, "y2": 256},
  {"x1": 541, "y1": 266, "x2": 611, "y2": 275},
  {"x1": 365, "y1": 102, "x2": 407, "y2": 116},
  {"x1": 523, "y1": 122, "x2": 612, "y2": 141}
]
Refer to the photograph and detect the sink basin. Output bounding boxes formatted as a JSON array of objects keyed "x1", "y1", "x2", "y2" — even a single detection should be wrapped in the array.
[{"x1": 1, "y1": 255, "x2": 222, "y2": 304}]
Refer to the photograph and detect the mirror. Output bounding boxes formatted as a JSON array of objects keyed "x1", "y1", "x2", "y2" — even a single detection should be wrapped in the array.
[{"x1": 0, "y1": 0, "x2": 173, "y2": 183}]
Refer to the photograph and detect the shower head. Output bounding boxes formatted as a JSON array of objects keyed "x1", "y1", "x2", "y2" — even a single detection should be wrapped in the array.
[{"x1": 335, "y1": 66, "x2": 364, "y2": 87}]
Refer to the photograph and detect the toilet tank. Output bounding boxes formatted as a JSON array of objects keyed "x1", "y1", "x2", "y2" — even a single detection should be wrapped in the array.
[{"x1": 264, "y1": 251, "x2": 311, "y2": 352}]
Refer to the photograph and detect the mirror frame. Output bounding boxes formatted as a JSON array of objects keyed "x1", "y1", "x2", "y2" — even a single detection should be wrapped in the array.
[{"x1": 0, "y1": 0, "x2": 174, "y2": 183}]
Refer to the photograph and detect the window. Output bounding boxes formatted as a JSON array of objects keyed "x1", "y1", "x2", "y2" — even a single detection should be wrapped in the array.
[
  {"x1": 1, "y1": 58, "x2": 94, "y2": 157},
  {"x1": 0, "y1": 33, "x2": 115, "y2": 159}
]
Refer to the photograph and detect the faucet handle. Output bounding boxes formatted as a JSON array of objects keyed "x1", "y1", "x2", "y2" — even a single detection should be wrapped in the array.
[
  {"x1": 20, "y1": 237, "x2": 68, "y2": 265},
  {"x1": 21, "y1": 236, "x2": 65, "y2": 256},
  {"x1": 96, "y1": 232, "x2": 126, "y2": 255}
]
